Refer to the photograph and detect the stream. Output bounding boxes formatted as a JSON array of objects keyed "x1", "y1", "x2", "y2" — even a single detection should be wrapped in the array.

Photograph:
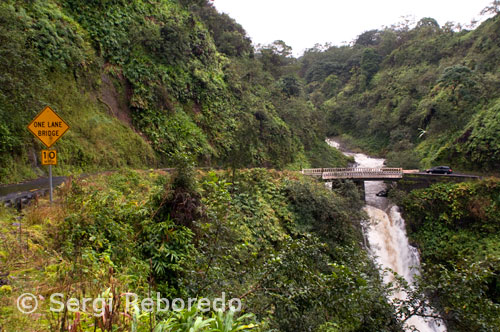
[{"x1": 326, "y1": 139, "x2": 445, "y2": 332}]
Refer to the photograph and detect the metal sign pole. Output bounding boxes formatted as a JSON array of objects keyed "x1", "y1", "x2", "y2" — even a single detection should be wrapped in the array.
[
  {"x1": 27, "y1": 106, "x2": 69, "y2": 204},
  {"x1": 49, "y1": 164, "x2": 53, "y2": 203}
]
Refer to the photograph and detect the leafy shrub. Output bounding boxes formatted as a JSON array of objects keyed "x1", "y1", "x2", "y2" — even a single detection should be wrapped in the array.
[{"x1": 401, "y1": 179, "x2": 500, "y2": 331}]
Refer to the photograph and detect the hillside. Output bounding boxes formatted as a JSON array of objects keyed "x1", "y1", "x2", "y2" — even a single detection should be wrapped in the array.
[
  {"x1": 398, "y1": 179, "x2": 500, "y2": 330},
  {"x1": 0, "y1": 0, "x2": 348, "y2": 184},
  {"x1": 1, "y1": 2, "x2": 500, "y2": 332},
  {"x1": 3, "y1": 1, "x2": 499, "y2": 182},
  {"x1": 0, "y1": 168, "x2": 406, "y2": 331},
  {"x1": 300, "y1": 14, "x2": 500, "y2": 172}
]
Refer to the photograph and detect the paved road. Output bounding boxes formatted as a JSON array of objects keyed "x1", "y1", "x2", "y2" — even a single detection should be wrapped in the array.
[
  {"x1": 409, "y1": 172, "x2": 481, "y2": 179},
  {"x1": 0, "y1": 168, "x2": 177, "y2": 204},
  {"x1": 0, "y1": 176, "x2": 67, "y2": 203},
  {"x1": 0, "y1": 169, "x2": 482, "y2": 206}
]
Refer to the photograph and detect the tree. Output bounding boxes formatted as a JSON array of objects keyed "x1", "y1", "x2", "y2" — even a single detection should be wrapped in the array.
[
  {"x1": 191, "y1": 3, "x2": 253, "y2": 57},
  {"x1": 416, "y1": 17, "x2": 440, "y2": 29},
  {"x1": 360, "y1": 48, "x2": 381, "y2": 81},
  {"x1": 415, "y1": 17, "x2": 441, "y2": 35},
  {"x1": 355, "y1": 29, "x2": 381, "y2": 47},
  {"x1": 481, "y1": 1, "x2": 500, "y2": 15},
  {"x1": 437, "y1": 65, "x2": 478, "y2": 100},
  {"x1": 278, "y1": 75, "x2": 302, "y2": 97},
  {"x1": 270, "y1": 39, "x2": 293, "y2": 58},
  {"x1": 257, "y1": 40, "x2": 294, "y2": 78}
]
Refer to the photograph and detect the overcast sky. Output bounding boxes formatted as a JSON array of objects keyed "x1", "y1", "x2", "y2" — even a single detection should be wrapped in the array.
[{"x1": 212, "y1": 0, "x2": 494, "y2": 56}]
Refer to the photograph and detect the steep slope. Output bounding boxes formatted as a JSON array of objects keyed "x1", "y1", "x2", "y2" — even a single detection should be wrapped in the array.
[
  {"x1": 0, "y1": 1, "x2": 157, "y2": 182},
  {"x1": 0, "y1": 169, "x2": 403, "y2": 331},
  {"x1": 400, "y1": 179, "x2": 500, "y2": 331},
  {"x1": 0, "y1": 0, "x2": 347, "y2": 184},
  {"x1": 302, "y1": 14, "x2": 500, "y2": 172}
]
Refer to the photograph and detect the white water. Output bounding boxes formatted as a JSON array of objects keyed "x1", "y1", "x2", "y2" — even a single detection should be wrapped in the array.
[{"x1": 326, "y1": 139, "x2": 445, "y2": 332}]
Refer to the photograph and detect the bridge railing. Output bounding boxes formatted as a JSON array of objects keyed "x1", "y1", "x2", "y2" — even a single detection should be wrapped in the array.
[
  {"x1": 302, "y1": 168, "x2": 324, "y2": 176},
  {"x1": 302, "y1": 167, "x2": 403, "y2": 179}
]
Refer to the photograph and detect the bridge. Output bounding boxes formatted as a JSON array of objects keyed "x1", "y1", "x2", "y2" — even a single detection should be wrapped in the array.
[
  {"x1": 302, "y1": 167, "x2": 404, "y2": 180},
  {"x1": 301, "y1": 167, "x2": 481, "y2": 181}
]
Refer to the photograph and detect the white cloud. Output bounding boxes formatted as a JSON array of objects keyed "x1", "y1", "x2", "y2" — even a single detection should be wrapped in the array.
[{"x1": 212, "y1": 0, "x2": 493, "y2": 56}]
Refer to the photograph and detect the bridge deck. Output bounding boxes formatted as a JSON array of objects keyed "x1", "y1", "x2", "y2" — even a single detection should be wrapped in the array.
[{"x1": 302, "y1": 167, "x2": 403, "y2": 180}]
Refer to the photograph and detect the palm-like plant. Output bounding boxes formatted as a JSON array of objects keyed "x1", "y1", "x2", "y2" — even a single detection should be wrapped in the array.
[
  {"x1": 155, "y1": 305, "x2": 214, "y2": 332},
  {"x1": 131, "y1": 301, "x2": 258, "y2": 332},
  {"x1": 209, "y1": 310, "x2": 257, "y2": 332}
]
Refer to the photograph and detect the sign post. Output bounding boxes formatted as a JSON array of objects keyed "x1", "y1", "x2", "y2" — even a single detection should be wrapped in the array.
[
  {"x1": 27, "y1": 106, "x2": 69, "y2": 203},
  {"x1": 49, "y1": 163, "x2": 53, "y2": 202},
  {"x1": 41, "y1": 149, "x2": 57, "y2": 202}
]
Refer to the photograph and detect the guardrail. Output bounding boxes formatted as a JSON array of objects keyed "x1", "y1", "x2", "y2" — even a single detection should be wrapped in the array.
[{"x1": 302, "y1": 168, "x2": 403, "y2": 180}]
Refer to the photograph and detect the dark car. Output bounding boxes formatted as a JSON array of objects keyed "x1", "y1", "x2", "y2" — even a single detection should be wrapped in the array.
[{"x1": 426, "y1": 166, "x2": 453, "y2": 174}]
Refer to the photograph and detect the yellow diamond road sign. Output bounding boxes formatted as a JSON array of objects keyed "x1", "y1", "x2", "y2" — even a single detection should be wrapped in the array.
[{"x1": 27, "y1": 106, "x2": 69, "y2": 148}]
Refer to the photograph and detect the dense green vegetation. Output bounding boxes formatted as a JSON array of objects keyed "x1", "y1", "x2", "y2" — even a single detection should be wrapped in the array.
[
  {"x1": 301, "y1": 13, "x2": 500, "y2": 171},
  {"x1": 0, "y1": 0, "x2": 348, "y2": 184},
  {"x1": 1, "y1": 1, "x2": 500, "y2": 331},
  {"x1": 1, "y1": 169, "x2": 408, "y2": 331},
  {"x1": 0, "y1": 0, "x2": 498, "y2": 175},
  {"x1": 398, "y1": 179, "x2": 500, "y2": 331}
]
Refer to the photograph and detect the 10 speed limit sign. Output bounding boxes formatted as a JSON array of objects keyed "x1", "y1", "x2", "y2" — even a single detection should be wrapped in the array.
[{"x1": 41, "y1": 149, "x2": 57, "y2": 165}]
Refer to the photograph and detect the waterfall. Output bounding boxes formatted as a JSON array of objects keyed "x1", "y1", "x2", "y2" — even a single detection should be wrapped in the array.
[{"x1": 326, "y1": 139, "x2": 446, "y2": 332}]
